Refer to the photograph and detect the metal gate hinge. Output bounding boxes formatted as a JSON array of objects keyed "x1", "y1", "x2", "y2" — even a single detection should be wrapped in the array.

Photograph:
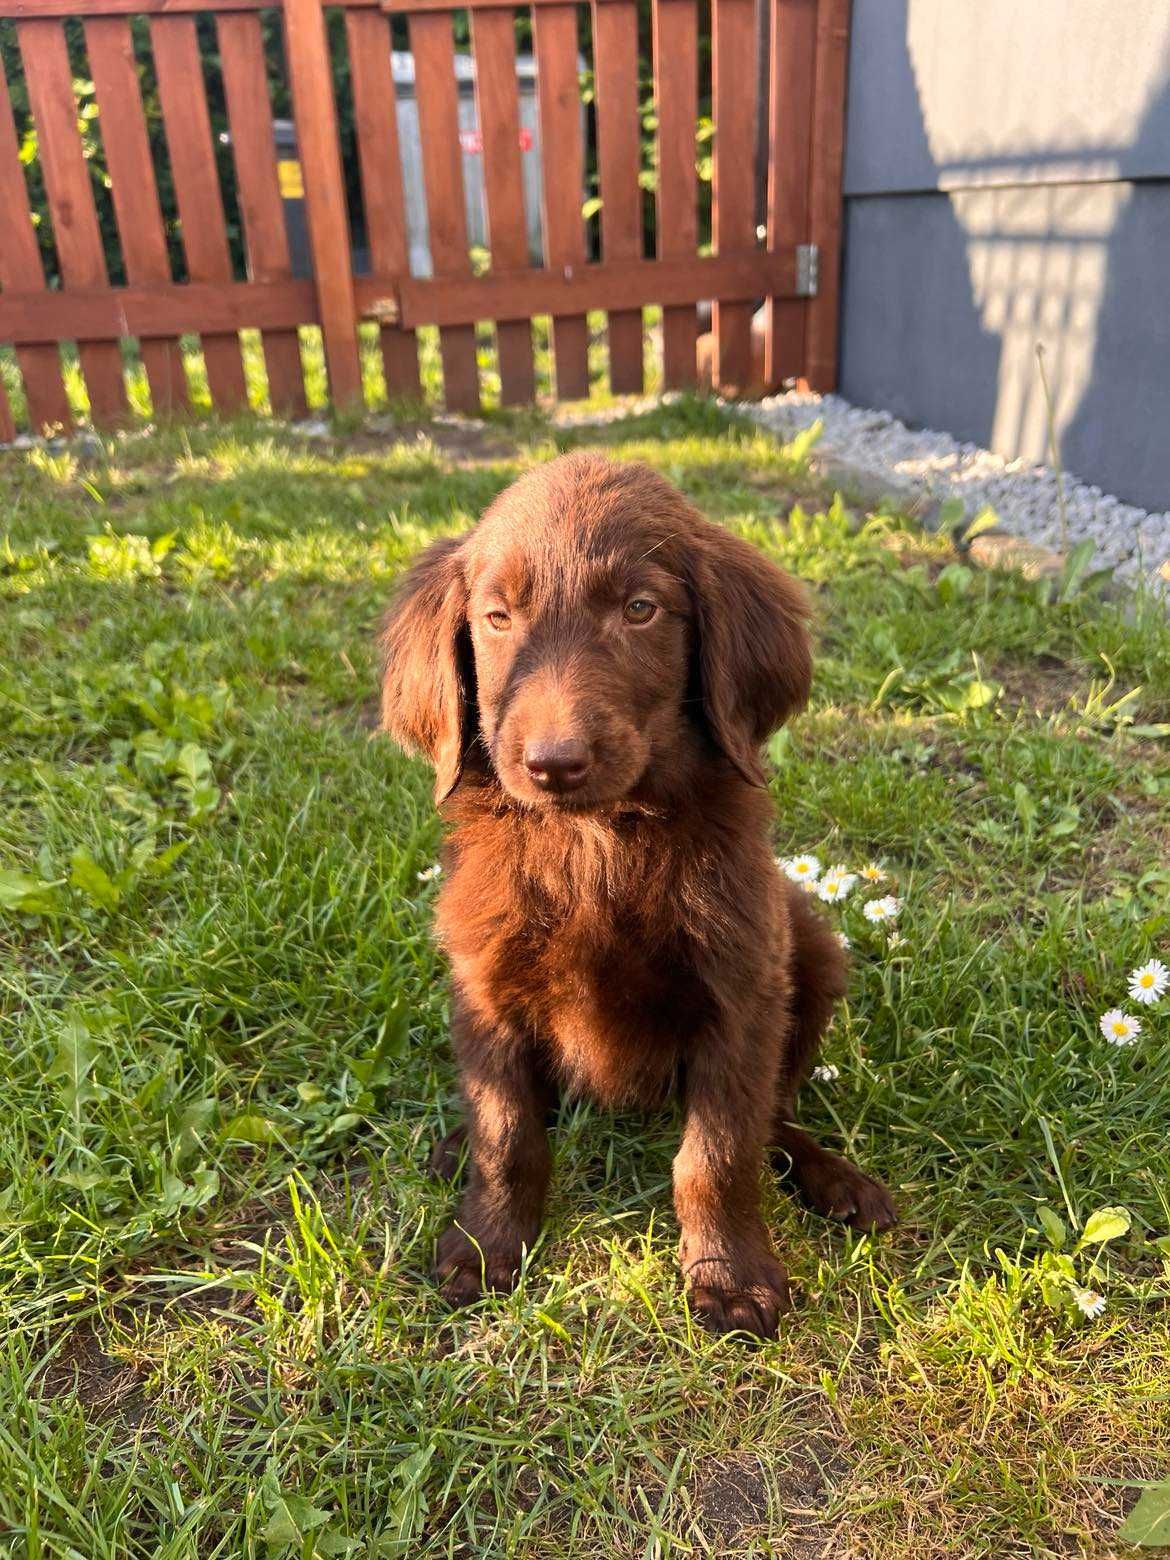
[{"x1": 796, "y1": 243, "x2": 819, "y2": 298}]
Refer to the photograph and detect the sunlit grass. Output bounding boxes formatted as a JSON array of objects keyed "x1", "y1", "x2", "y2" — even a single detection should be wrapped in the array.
[{"x1": 2, "y1": 400, "x2": 1169, "y2": 1556}]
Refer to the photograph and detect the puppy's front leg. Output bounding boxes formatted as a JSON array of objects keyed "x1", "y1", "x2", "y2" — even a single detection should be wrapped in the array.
[
  {"x1": 675, "y1": 1038, "x2": 790, "y2": 1340},
  {"x1": 436, "y1": 1000, "x2": 552, "y2": 1306}
]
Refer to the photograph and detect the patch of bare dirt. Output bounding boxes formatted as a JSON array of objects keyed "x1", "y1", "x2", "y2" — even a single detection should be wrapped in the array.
[
  {"x1": 39, "y1": 1324, "x2": 147, "y2": 1426},
  {"x1": 345, "y1": 418, "x2": 520, "y2": 465},
  {"x1": 995, "y1": 655, "x2": 1087, "y2": 717},
  {"x1": 691, "y1": 1437, "x2": 852, "y2": 1556}
]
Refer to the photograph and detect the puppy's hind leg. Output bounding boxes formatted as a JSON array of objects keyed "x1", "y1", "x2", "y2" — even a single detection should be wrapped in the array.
[
  {"x1": 428, "y1": 1121, "x2": 467, "y2": 1181},
  {"x1": 772, "y1": 884, "x2": 896, "y2": 1233}
]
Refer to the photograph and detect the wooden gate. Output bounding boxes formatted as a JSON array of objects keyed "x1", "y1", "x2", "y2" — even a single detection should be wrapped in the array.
[{"x1": 0, "y1": 0, "x2": 849, "y2": 434}]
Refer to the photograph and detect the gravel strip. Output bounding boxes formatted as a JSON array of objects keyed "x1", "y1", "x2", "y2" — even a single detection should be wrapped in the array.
[{"x1": 745, "y1": 390, "x2": 1169, "y2": 596}]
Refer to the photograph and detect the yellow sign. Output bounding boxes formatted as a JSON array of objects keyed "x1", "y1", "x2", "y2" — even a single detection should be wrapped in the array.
[{"x1": 277, "y1": 159, "x2": 304, "y2": 199}]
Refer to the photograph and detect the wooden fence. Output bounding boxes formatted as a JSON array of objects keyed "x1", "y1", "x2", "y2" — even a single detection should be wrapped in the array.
[{"x1": 0, "y1": 0, "x2": 849, "y2": 435}]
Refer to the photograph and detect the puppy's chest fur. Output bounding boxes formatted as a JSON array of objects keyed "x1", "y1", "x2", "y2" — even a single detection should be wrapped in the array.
[{"x1": 437, "y1": 808, "x2": 739, "y2": 1108}]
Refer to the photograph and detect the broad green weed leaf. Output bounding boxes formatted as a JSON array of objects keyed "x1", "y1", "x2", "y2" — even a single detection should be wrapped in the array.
[
  {"x1": 1118, "y1": 1480, "x2": 1170, "y2": 1547},
  {"x1": 50, "y1": 1013, "x2": 99, "y2": 1113},
  {"x1": 353, "y1": 999, "x2": 411, "y2": 1089},
  {"x1": 263, "y1": 1491, "x2": 332, "y2": 1548},
  {"x1": 1013, "y1": 783, "x2": 1037, "y2": 836},
  {"x1": 69, "y1": 847, "x2": 122, "y2": 909},
  {"x1": 221, "y1": 1113, "x2": 282, "y2": 1145},
  {"x1": 0, "y1": 869, "x2": 62, "y2": 915},
  {"x1": 144, "y1": 840, "x2": 191, "y2": 877},
  {"x1": 1036, "y1": 1206, "x2": 1067, "y2": 1249},
  {"x1": 1080, "y1": 1206, "x2": 1131, "y2": 1246},
  {"x1": 766, "y1": 727, "x2": 792, "y2": 767},
  {"x1": 936, "y1": 562, "x2": 974, "y2": 603}
]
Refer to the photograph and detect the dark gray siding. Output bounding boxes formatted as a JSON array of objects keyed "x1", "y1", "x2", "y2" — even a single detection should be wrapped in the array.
[{"x1": 838, "y1": 0, "x2": 1170, "y2": 511}]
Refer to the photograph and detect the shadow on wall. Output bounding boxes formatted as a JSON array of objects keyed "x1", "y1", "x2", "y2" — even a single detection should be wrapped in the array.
[
  {"x1": 1063, "y1": 78, "x2": 1170, "y2": 509},
  {"x1": 837, "y1": 16, "x2": 1001, "y2": 453},
  {"x1": 839, "y1": 0, "x2": 1170, "y2": 511}
]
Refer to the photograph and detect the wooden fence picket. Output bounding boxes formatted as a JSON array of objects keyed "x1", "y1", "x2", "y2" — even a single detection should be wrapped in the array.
[
  {"x1": 345, "y1": 6, "x2": 422, "y2": 400},
  {"x1": 150, "y1": 14, "x2": 250, "y2": 411},
  {"x1": 532, "y1": 1, "x2": 590, "y2": 401},
  {"x1": 0, "y1": 52, "x2": 73, "y2": 432},
  {"x1": 711, "y1": 0, "x2": 758, "y2": 392},
  {"x1": 18, "y1": 18, "x2": 128, "y2": 423},
  {"x1": 471, "y1": 7, "x2": 535, "y2": 405},
  {"x1": 86, "y1": 15, "x2": 187, "y2": 415},
  {"x1": 217, "y1": 10, "x2": 308, "y2": 415},
  {"x1": 409, "y1": 8, "x2": 481, "y2": 413},
  {"x1": 652, "y1": 0, "x2": 698, "y2": 390},
  {"x1": 592, "y1": 0, "x2": 643, "y2": 394}
]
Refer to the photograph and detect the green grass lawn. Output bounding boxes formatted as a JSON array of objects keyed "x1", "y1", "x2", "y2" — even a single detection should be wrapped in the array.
[{"x1": 3, "y1": 398, "x2": 1170, "y2": 1558}]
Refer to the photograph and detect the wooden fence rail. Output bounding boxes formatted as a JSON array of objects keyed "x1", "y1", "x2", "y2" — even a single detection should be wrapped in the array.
[{"x1": 0, "y1": 0, "x2": 850, "y2": 432}]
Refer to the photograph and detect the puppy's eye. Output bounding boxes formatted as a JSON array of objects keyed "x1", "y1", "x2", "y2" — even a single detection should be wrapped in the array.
[
  {"x1": 623, "y1": 597, "x2": 658, "y2": 625},
  {"x1": 486, "y1": 609, "x2": 511, "y2": 632}
]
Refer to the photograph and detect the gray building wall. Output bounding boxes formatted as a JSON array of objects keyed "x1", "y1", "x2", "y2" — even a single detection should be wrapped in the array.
[{"x1": 838, "y1": 0, "x2": 1170, "y2": 511}]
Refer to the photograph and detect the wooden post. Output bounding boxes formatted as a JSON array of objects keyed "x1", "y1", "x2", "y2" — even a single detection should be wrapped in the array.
[
  {"x1": 804, "y1": 0, "x2": 850, "y2": 392},
  {"x1": 283, "y1": 0, "x2": 364, "y2": 408},
  {"x1": 763, "y1": 0, "x2": 815, "y2": 388}
]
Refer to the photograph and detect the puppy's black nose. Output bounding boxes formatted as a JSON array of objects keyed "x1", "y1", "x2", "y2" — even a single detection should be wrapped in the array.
[{"x1": 523, "y1": 738, "x2": 592, "y2": 792}]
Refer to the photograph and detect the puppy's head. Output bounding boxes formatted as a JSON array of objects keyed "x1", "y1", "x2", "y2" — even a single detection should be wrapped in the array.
[{"x1": 380, "y1": 453, "x2": 811, "y2": 807}]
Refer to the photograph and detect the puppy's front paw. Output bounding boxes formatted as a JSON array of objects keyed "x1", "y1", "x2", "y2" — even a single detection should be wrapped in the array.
[
  {"x1": 684, "y1": 1250, "x2": 790, "y2": 1341},
  {"x1": 435, "y1": 1223, "x2": 522, "y2": 1307}
]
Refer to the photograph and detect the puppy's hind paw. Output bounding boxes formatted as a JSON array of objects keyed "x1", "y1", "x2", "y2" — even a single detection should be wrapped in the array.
[
  {"x1": 435, "y1": 1223, "x2": 522, "y2": 1307},
  {"x1": 798, "y1": 1153, "x2": 897, "y2": 1233},
  {"x1": 427, "y1": 1123, "x2": 467, "y2": 1182}
]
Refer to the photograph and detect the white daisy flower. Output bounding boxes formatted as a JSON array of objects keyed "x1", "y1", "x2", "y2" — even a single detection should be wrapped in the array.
[
  {"x1": 811, "y1": 1063, "x2": 839, "y2": 1083},
  {"x1": 863, "y1": 895, "x2": 901, "y2": 924},
  {"x1": 1099, "y1": 1009, "x2": 1141, "y2": 1046},
  {"x1": 836, "y1": 931, "x2": 851, "y2": 949},
  {"x1": 416, "y1": 862, "x2": 442, "y2": 882},
  {"x1": 859, "y1": 862, "x2": 887, "y2": 884},
  {"x1": 780, "y1": 854, "x2": 821, "y2": 884},
  {"x1": 1073, "y1": 1288, "x2": 1106, "y2": 1319},
  {"x1": 816, "y1": 865, "x2": 857, "y2": 903},
  {"x1": 1127, "y1": 959, "x2": 1168, "y2": 1006}
]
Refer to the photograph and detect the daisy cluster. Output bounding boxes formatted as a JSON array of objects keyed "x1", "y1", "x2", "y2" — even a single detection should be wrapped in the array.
[
  {"x1": 773, "y1": 852, "x2": 903, "y2": 1090},
  {"x1": 775, "y1": 853, "x2": 902, "y2": 949},
  {"x1": 1099, "y1": 958, "x2": 1167, "y2": 1047}
]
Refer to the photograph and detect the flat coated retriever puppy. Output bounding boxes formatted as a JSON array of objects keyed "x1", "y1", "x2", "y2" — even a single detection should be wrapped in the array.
[{"x1": 381, "y1": 452, "x2": 894, "y2": 1339}]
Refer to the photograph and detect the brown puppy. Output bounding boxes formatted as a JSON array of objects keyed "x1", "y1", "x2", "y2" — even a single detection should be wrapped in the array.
[{"x1": 381, "y1": 452, "x2": 894, "y2": 1339}]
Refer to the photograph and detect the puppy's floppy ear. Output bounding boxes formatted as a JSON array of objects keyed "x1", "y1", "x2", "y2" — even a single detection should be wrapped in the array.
[
  {"x1": 686, "y1": 519, "x2": 812, "y2": 786},
  {"x1": 380, "y1": 535, "x2": 474, "y2": 804}
]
